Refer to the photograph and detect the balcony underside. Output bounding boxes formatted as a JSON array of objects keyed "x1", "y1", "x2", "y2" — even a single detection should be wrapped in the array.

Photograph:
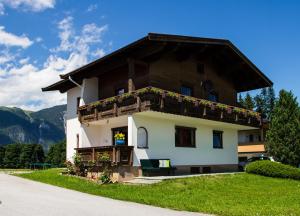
[{"x1": 78, "y1": 87, "x2": 262, "y2": 128}]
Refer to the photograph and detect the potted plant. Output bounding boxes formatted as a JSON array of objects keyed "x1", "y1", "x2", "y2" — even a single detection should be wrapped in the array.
[{"x1": 114, "y1": 132, "x2": 126, "y2": 145}]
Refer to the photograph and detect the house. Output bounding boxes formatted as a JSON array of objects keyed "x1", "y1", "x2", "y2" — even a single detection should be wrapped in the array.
[
  {"x1": 43, "y1": 33, "x2": 272, "y2": 181},
  {"x1": 238, "y1": 123, "x2": 268, "y2": 162}
]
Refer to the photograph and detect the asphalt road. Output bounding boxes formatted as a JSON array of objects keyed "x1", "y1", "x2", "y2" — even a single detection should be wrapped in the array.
[{"x1": 0, "y1": 173, "x2": 210, "y2": 216}]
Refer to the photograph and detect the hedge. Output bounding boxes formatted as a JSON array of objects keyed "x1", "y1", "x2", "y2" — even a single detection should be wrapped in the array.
[{"x1": 245, "y1": 160, "x2": 300, "y2": 180}]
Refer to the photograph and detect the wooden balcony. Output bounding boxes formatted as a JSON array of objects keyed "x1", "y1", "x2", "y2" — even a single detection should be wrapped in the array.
[
  {"x1": 78, "y1": 86, "x2": 262, "y2": 127},
  {"x1": 75, "y1": 145, "x2": 134, "y2": 166}
]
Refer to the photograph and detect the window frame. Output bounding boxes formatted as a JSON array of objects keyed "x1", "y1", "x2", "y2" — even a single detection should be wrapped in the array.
[
  {"x1": 175, "y1": 126, "x2": 196, "y2": 148},
  {"x1": 180, "y1": 85, "x2": 193, "y2": 96},
  {"x1": 137, "y1": 127, "x2": 148, "y2": 149},
  {"x1": 213, "y1": 130, "x2": 223, "y2": 149},
  {"x1": 115, "y1": 87, "x2": 125, "y2": 96}
]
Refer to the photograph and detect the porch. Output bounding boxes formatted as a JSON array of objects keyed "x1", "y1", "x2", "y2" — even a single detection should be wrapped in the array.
[{"x1": 75, "y1": 145, "x2": 134, "y2": 166}]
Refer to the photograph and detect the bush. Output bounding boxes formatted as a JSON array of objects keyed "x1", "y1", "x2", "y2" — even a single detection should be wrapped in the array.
[{"x1": 245, "y1": 160, "x2": 300, "y2": 180}]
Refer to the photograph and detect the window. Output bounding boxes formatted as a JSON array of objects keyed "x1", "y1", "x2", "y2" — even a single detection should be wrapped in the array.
[
  {"x1": 249, "y1": 134, "x2": 254, "y2": 142},
  {"x1": 115, "y1": 88, "x2": 125, "y2": 96},
  {"x1": 208, "y1": 91, "x2": 218, "y2": 102},
  {"x1": 112, "y1": 127, "x2": 128, "y2": 145},
  {"x1": 175, "y1": 126, "x2": 196, "y2": 147},
  {"x1": 180, "y1": 86, "x2": 193, "y2": 96},
  {"x1": 137, "y1": 127, "x2": 148, "y2": 148},
  {"x1": 213, "y1": 130, "x2": 223, "y2": 149}
]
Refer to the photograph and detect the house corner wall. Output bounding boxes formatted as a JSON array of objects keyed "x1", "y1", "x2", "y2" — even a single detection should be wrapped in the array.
[{"x1": 66, "y1": 87, "x2": 81, "y2": 162}]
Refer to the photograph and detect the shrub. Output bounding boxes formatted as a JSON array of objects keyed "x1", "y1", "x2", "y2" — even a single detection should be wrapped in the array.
[
  {"x1": 73, "y1": 154, "x2": 86, "y2": 177},
  {"x1": 245, "y1": 160, "x2": 300, "y2": 180},
  {"x1": 97, "y1": 152, "x2": 113, "y2": 184},
  {"x1": 64, "y1": 160, "x2": 75, "y2": 175}
]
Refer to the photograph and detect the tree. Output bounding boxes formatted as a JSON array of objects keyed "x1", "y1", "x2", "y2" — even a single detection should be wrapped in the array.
[
  {"x1": 238, "y1": 94, "x2": 244, "y2": 106},
  {"x1": 0, "y1": 146, "x2": 5, "y2": 167},
  {"x1": 267, "y1": 87, "x2": 276, "y2": 118},
  {"x1": 32, "y1": 144, "x2": 45, "y2": 163},
  {"x1": 3, "y1": 144, "x2": 22, "y2": 168},
  {"x1": 266, "y1": 90, "x2": 300, "y2": 167},
  {"x1": 243, "y1": 93, "x2": 255, "y2": 110},
  {"x1": 19, "y1": 144, "x2": 35, "y2": 168},
  {"x1": 46, "y1": 140, "x2": 66, "y2": 167},
  {"x1": 254, "y1": 87, "x2": 276, "y2": 120}
]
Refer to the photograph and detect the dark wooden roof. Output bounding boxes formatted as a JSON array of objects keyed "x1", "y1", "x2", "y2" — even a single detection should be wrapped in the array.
[{"x1": 42, "y1": 33, "x2": 273, "y2": 93}]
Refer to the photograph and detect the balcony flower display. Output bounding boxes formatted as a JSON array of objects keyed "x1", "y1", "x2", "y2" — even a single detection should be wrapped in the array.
[{"x1": 114, "y1": 133, "x2": 125, "y2": 145}]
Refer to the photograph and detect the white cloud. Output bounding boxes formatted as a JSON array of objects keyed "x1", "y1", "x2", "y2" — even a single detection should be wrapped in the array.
[
  {"x1": 86, "y1": 4, "x2": 97, "y2": 12},
  {"x1": 0, "y1": 16, "x2": 108, "y2": 111},
  {"x1": 92, "y1": 48, "x2": 105, "y2": 58},
  {"x1": 0, "y1": 26, "x2": 33, "y2": 48},
  {"x1": 53, "y1": 16, "x2": 108, "y2": 54},
  {"x1": 35, "y1": 37, "x2": 43, "y2": 43},
  {"x1": 0, "y1": 3, "x2": 4, "y2": 15},
  {"x1": 0, "y1": 0, "x2": 55, "y2": 12},
  {"x1": 19, "y1": 57, "x2": 30, "y2": 65}
]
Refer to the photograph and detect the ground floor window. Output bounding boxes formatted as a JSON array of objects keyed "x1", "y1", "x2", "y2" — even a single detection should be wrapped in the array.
[
  {"x1": 112, "y1": 127, "x2": 128, "y2": 145},
  {"x1": 175, "y1": 126, "x2": 196, "y2": 147},
  {"x1": 137, "y1": 127, "x2": 148, "y2": 148},
  {"x1": 213, "y1": 130, "x2": 223, "y2": 148}
]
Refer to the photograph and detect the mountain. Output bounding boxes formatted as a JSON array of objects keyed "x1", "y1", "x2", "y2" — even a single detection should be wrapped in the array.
[{"x1": 0, "y1": 105, "x2": 66, "y2": 150}]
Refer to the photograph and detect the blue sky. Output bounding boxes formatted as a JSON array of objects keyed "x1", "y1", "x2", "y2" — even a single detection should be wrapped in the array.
[{"x1": 0, "y1": 0, "x2": 299, "y2": 110}]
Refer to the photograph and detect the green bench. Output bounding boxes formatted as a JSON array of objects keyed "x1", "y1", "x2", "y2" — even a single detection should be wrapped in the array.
[{"x1": 140, "y1": 159, "x2": 176, "y2": 176}]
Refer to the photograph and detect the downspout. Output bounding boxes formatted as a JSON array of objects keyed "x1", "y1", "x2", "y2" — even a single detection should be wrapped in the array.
[
  {"x1": 68, "y1": 76, "x2": 82, "y2": 89},
  {"x1": 68, "y1": 76, "x2": 87, "y2": 126}
]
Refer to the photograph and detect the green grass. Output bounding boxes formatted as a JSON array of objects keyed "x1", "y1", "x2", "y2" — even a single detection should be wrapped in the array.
[{"x1": 17, "y1": 169, "x2": 300, "y2": 216}]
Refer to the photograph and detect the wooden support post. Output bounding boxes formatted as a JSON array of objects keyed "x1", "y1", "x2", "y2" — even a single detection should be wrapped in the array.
[
  {"x1": 115, "y1": 148, "x2": 120, "y2": 164},
  {"x1": 203, "y1": 107, "x2": 207, "y2": 116},
  {"x1": 129, "y1": 148, "x2": 133, "y2": 166},
  {"x1": 136, "y1": 96, "x2": 141, "y2": 111},
  {"x1": 127, "y1": 58, "x2": 135, "y2": 93},
  {"x1": 112, "y1": 147, "x2": 116, "y2": 164},
  {"x1": 94, "y1": 108, "x2": 98, "y2": 120},
  {"x1": 92, "y1": 148, "x2": 95, "y2": 162},
  {"x1": 113, "y1": 103, "x2": 118, "y2": 117}
]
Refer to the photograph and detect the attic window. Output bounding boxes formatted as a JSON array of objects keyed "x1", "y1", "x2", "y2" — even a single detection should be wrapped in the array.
[{"x1": 115, "y1": 88, "x2": 125, "y2": 96}]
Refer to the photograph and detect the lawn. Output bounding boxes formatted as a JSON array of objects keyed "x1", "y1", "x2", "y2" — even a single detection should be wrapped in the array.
[{"x1": 17, "y1": 169, "x2": 300, "y2": 216}]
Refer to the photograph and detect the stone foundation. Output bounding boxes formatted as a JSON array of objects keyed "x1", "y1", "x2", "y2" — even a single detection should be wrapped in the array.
[{"x1": 87, "y1": 164, "x2": 238, "y2": 182}]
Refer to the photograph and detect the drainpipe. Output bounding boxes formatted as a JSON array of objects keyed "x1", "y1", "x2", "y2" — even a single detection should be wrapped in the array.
[{"x1": 68, "y1": 76, "x2": 82, "y2": 89}]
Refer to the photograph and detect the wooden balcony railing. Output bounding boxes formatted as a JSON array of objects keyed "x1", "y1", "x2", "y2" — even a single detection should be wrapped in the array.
[
  {"x1": 78, "y1": 86, "x2": 262, "y2": 127},
  {"x1": 75, "y1": 145, "x2": 133, "y2": 166}
]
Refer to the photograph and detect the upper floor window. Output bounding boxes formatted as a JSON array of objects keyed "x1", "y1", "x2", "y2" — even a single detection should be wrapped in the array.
[
  {"x1": 175, "y1": 126, "x2": 196, "y2": 148},
  {"x1": 213, "y1": 130, "x2": 223, "y2": 149},
  {"x1": 208, "y1": 91, "x2": 218, "y2": 102},
  {"x1": 115, "y1": 88, "x2": 125, "y2": 96},
  {"x1": 137, "y1": 127, "x2": 148, "y2": 148},
  {"x1": 180, "y1": 86, "x2": 193, "y2": 96}
]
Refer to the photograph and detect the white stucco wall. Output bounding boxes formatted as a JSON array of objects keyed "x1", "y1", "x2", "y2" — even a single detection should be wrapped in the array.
[
  {"x1": 66, "y1": 87, "x2": 81, "y2": 161},
  {"x1": 130, "y1": 112, "x2": 247, "y2": 167},
  {"x1": 81, "y1": 116, "x2": 128, "y2": 147}
]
